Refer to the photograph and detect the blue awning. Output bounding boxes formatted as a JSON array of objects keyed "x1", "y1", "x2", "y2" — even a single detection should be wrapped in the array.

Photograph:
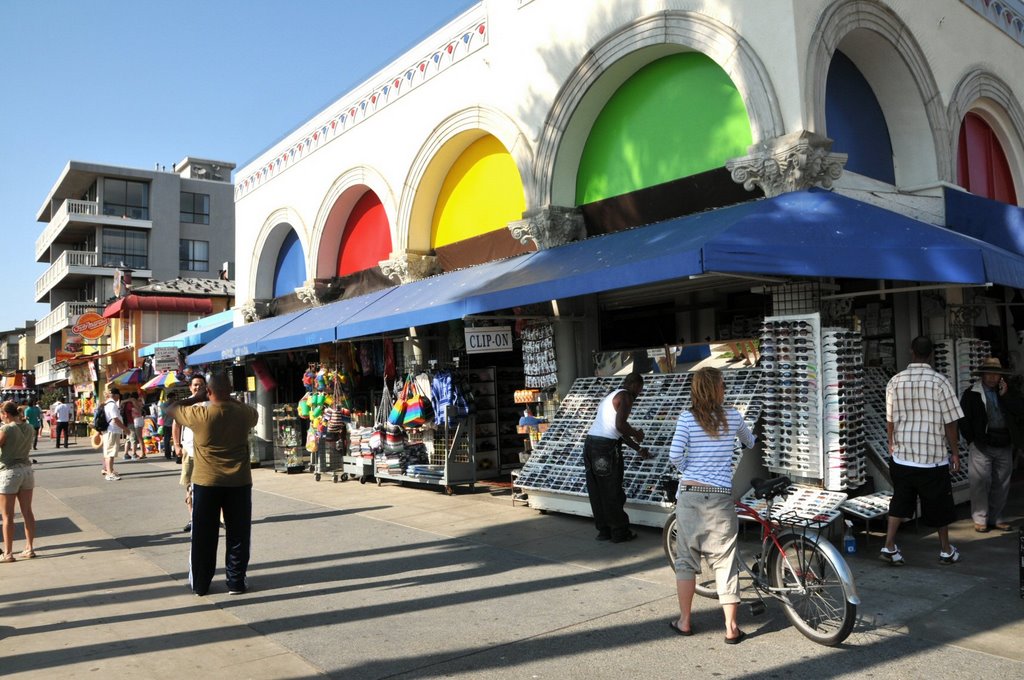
[
  {"x1": 700, "y1": 190, "x2": 989, "y2": 283},
  {"x1": 188, "y1": 189, "x2": 1024, "y2": 360},
  {"x1": 186, "y1": 312, "x2": 302, "y2": 365},
  {"x1": 944, "y1": 187, "x2": 1024, "y2": 257},
  {"x1": 138, "y1": 310, "x2": 235, "y2": 357},
  {"x1": 253, "y1": 288, "x2": 393, "y2": 354},
  {"x1": 334, "y1": 189, "x2": 1017, "y2": 339}
]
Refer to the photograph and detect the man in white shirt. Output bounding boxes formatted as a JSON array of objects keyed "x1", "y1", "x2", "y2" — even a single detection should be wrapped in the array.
[
  {"x1": 51, "y1": 398, "x2": 74, "y2": 448},
  {"x1": 101, "y1": 389, "x2": 126, "y2": 481}
]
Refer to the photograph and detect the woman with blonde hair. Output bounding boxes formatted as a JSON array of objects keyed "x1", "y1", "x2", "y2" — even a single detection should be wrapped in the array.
[
  {"x1": 667, "y1": 367, "x2": 755, "y2": 643},
  {"x1": 0, "y1": 400, "x2": 38, "y2": 561}
]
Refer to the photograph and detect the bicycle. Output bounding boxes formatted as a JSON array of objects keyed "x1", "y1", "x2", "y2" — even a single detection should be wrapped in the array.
[{"x1": 661, "y1": 476, "x2": 859, "y2": 646}]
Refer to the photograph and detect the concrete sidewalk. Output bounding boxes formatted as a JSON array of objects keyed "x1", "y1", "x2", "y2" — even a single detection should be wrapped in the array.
[{"x1": 2, "y1": 444, "x2": 1023, "y2": 678}]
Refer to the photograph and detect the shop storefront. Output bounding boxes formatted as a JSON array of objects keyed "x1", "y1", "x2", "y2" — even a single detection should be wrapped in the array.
[{"x1": 187, "y1": 183, "x2": 1024, "y2": 522}]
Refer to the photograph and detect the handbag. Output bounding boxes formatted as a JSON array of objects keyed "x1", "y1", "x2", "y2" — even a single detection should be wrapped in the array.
[
  {"x1": 402, "y1": 380, "x2": 433, "y2": 428},
  {"x1": 387, "y1": 379, "x2": 409, "y2": 426}
]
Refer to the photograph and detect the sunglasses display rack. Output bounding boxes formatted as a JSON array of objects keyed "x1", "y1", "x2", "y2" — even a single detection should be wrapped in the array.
[
  {"x1": 955, "y1": 338, "x2": 992, "y2": 396},
  {"x1": 739, "y1": 483, "x2": 849, "y2": 528},
  {"x1": 933, "y1": 339, "x2": 956, "y2": 386},
  {"x1": 515, "y1": 370, "x2": 764, "y2": 506},
  {"x1": 821, "y1": 328, "x2": 868, "y2": 491},
  {"x1": 861, "y1": 366, "x2": 971, "y2": 490},
  {"x1": 759, "y1": 314, "x2": 824, "y2": 480}
]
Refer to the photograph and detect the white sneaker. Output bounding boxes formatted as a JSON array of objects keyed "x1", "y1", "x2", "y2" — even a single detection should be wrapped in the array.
[{"x1": 105, "y1": 474, "x2": 121, "y2": 481}]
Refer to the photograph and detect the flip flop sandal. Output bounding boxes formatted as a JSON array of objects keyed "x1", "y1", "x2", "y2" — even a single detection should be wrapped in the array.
[
  {"x1": 668, "y1": 621, "x2": 694, "y2": 636},
  {"x1": 20, "y1": 549, "x2": 36, "y2": 559}
]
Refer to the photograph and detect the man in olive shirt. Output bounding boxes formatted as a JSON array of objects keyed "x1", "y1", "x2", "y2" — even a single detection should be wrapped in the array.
[{"x1": 169, "y1": 372, "x2": 258, "y2": 596}]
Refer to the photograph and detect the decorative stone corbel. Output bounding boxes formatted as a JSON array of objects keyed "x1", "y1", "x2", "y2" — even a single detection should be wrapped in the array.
[
  {"x1": 294, "y1": 281, "x2": 320, "y2": 307},
  {"x1": 726, "y1": 130, "x2": 848, "y2": 198},
  {"x1": 238, "y1": 299, "x2": 270, "y2": 323},
  {"x1": 379, "y1": 251, "x2": 441, "y2": 285},
  {"x1": 508, "y1": 205, "x2": 586, "y2": 250}
]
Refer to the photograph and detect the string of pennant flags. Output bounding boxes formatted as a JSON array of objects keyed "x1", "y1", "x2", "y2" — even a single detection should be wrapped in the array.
[
  {"x1": 965, "y1": 0, "x2": 1024, "y2": 45},
  {"x1": 236, "y1": 20, "x2": 488, "y2": 199}
]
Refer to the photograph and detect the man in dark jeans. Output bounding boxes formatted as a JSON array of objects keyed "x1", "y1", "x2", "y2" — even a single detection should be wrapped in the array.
[
  {"x1": 583, "y1": 372, "x2": 650, "y2": 543},
  {"x1": 51, "y1": 397, "x2": 73, "y2": 448},
  {"x1": 169, "y1": 372, "x2": 258, "y2": 596}
]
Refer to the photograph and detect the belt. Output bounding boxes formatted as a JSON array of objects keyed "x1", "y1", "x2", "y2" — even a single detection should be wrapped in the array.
[{"x1": 681, "y1": 484, "x2": 731, "y2": 495}]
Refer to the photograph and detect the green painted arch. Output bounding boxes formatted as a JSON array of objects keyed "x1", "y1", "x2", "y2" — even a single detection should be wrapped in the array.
[
  {"x1": 431, "y1": 135, "x2": 526, "y2": 249},
  {"x1": 576, "y1": 53, "x2": 753, "y2": 205}
]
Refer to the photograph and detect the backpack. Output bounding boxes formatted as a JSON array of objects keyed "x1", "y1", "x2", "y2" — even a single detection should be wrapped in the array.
[{"x1": 93, "y1": 401, "x2": 112, "y2": 433}]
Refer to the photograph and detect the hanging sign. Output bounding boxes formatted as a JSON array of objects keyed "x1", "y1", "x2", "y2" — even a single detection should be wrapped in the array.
[
  {"x1": 73, "y1": 312, "x2": 109, "y2": 340},
  {"x1": 465, "y1": 326, "x2": 513, "y2": 354},
  {"x1": 152, "y1": 347, "x2": 179, "y2": 372}
]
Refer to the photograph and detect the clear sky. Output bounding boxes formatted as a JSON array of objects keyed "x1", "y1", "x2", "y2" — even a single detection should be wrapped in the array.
[{"x1": 0, "y1": 0, "x2": 474, "y2": 334}]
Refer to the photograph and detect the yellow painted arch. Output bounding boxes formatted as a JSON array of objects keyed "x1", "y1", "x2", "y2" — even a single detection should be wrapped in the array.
[{"x1": 431, "y1": 135, "x2": 526, "y2": 249}]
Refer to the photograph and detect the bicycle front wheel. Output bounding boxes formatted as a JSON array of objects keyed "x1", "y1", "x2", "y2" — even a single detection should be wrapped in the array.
[{"x1": 770, "y1": 534, "x2": 856, "y2": 646}]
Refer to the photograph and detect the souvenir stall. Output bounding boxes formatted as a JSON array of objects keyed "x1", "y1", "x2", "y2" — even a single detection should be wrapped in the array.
[
  {"x1": 516, "y1": 302, "x2": 996, "y2": 530},
  {"x1": 277, "y1": 363, "x2": 355, "y2": 481},
  {"x1": 366, "y1": 364, "x2": 479, "y2": 495}
]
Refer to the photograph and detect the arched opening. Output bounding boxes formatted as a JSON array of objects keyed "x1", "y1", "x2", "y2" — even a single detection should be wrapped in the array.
[
  {"x1": 337, "y1": 190, "x2": 392, "y2": 276},
  {"x1": 958, "y1": 112, "x2": 1018, "y2": 204},
  {"x1": 424, "y1": 133, "x2": 529, "y2": 269},
  {"x1": 575, "y1": 52, "x2": 752, "y2": 205},
  {"x1": 825, "y1": 50, "x2": 895, "y2": 184},
  {"x1": 273, "y1": 229, "x2": 305, "y2": 298},
  {"x1": 431, "y1": 135, "x2": 526, "y2": 248}
]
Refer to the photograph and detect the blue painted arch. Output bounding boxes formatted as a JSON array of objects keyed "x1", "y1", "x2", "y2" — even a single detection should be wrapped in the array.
[
  {"x1": 273, "y1": 229, "x2": 306, "y2": 298},
  {"x1": 825, "y1": 50, "x2": 895, "y2": 184}
]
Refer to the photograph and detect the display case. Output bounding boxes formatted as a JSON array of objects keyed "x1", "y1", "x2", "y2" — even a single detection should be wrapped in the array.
[
  {"x1": 496, "y1": 366, "x2": 528, "y2": 469},
  {"x1": 272, "y1": 403, "x2": 307, "y2": 474},
  {"x1": 468, "y1": 367, "x2": 500, "y2": 478}
]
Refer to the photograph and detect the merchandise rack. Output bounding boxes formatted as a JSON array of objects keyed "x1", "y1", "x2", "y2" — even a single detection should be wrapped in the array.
[
  {"x1": 272, "y1": 404, "x2": 307, "y2": 474},
  {"x1": 739, "y1": 484, "x2": 848, "y2": 529},
  {"x1": 760, "y1": 313, "x2": 824, "y2": 479},
  {"x1": 821, "y1": 327, "x2": 868, "y2": 491},
  {"x1": 517, "y1": 370, "x2": 764, "y2": 527},
  {"x1": 372, "y1": 415, "x2": 477, "y2": 495}
]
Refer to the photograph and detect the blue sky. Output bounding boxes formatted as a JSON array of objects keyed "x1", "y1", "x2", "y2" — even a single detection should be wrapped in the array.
[{"x1": 0, "y1": 0, "x2": 473, "y2": 334}]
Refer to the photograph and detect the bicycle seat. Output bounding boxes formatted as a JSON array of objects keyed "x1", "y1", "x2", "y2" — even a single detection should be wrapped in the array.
[
  {"x1": 660, "y1": 477, "x2": 680, "y2": 498},
  {"x1": 750, "y1": 476, "x2": 791, "y2": 500}
]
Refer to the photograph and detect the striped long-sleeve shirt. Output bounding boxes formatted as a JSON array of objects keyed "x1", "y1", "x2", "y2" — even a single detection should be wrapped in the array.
[{"x1": 668, "y1": 408, "x2": 755, "y2": 489}]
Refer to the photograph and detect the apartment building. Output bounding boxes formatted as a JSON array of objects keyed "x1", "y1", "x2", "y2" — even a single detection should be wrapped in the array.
[{"x1": 33, "y1": 157, "x2": 235, "y2": 385}]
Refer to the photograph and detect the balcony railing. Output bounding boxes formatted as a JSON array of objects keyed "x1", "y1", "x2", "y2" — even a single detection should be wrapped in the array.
[
  {"x1": 35, "y1": 300, "x2": 104, "y2": 343},
  {"x1": 34, "y1": 250, "x2": 99, "y2": 302},
  {"x1": 35, "y1": 199, "x2": 99, "y2": 261},
  {"x1": 34, "y1": 358, "x2": 68, "y2": 386}
]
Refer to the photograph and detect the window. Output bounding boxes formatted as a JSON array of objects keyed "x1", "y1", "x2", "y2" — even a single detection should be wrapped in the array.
[
  {"x1": 102, "y1": 227, "x2": 148, "y2": 269},
  {"x1": 140, "y1": 312, "x2": 159, "y2": 346},
  {"x1": 102, "y1": 178, "x2": 149, "y2": 219},
  {"x1": 159, "y1": 312, "x2": 190, "y2": 340},
  {"x1": 180, "y1": 191, "x2": 210, "y2": 224},
  {"x1": 179, "y1": 239, "x2": 209, "y2": 271}
]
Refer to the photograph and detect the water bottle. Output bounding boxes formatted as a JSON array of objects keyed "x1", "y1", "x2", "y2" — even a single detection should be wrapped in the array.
[{"x1": 843, "y1": 520, "x2": 857, "y2": 555}]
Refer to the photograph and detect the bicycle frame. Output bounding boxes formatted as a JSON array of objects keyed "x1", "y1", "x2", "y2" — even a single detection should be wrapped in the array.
[{"x1": 734, "y1": 497, "x2": 860, "y2": 606}]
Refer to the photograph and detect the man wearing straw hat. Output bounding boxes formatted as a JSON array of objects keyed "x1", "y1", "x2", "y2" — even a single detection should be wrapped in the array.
[{"x1": 959, "y1": 357, "x2": 1024, "y2": 533}]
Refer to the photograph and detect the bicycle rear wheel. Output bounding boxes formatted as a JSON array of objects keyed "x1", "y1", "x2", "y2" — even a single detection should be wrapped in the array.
[{"x1": 770, "y1": 534, "x2": 856, "y2": 646}]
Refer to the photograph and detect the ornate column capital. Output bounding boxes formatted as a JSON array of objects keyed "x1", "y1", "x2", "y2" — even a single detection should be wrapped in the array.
[
  {"x1": 726, "y1": 130, "x2": 848, "y2": 198},
  {"x1": 237, "y1": 299, "x2": 269, "y2": 323},
  {"x1": 509, "y1": 205, "x2": 586, "y2": 250},
  {"x1": 379, "y1": 251, "x2": 441, "y2": 285},
  {"x1": 294, "y1": 281, "x2": 320, "y2": 307}
]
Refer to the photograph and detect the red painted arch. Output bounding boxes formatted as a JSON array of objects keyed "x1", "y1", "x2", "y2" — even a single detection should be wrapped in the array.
[
  {"x1": 337, "y1": 190, "x2": 392, "y2": 276},
  {"x1": 958, "y1": 112, "x2": 1017, "y2": 205}
]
